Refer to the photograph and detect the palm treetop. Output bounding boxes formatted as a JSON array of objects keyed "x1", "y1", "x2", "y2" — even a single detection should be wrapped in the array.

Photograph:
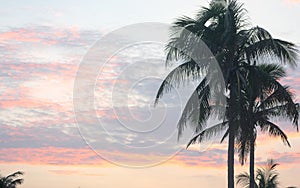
[
  {"x1": 156, "y1": 0, "x2": 299, "y2": 139},
  {"x1": 165, "y1": 0, "x2": 298, "y2": 66},
  {"x1": 235, "y1": 159, "x2": 299, "y2": 188}
]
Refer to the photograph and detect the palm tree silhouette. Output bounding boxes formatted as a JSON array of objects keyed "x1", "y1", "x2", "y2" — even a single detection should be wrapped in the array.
[
  {"x1": 0, "y1": 171, "x2": 24, "y2": 188},
  {"x1": 155, "y1": 1, "x2": 298, "y2": 187},
  {"x1": 236, "y1": 64, "x2": 298, "y2": 188},
  {"x1": 236, "y1": 159, "x2": 298, "y2": 188},
  {"x1": 237, "y1": 159, "x2": 279, "y2": 188},
  {"x1": 187, "y1": 64, "x2": 298, "y2": 188}
]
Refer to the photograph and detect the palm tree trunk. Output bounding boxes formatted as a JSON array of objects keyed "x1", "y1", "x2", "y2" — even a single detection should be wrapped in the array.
[
  {"x1": 249, "y1": 136, "x2": 255, "y2": 188},
  {"x1": 228, "y1": 125, "x2": 235, "y2": 188}
]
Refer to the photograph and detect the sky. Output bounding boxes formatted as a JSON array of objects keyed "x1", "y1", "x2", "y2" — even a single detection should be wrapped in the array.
[{"x1": 0, "y1": 0, "x2": 300, "y2": 188}]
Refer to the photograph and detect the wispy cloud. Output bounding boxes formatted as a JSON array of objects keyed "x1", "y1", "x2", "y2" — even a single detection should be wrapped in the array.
[
  {"x1": 0, "y1": 24, "x2": 300, "y2": 170},
  {"x1": 0, "y1": 147, "x2": 104, "y2": 165}
]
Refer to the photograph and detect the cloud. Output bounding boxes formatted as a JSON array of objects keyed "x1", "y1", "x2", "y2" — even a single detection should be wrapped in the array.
[
  {"x1": 0, "y1": 147, "x2": 104, "y2": 165},
  {"x1": 258, "y1": 151, "x2": 300, "y2": 167},
  {"x1": 0, "y1": 24, "x2": 299, "y2": 170},
  {"x1": 0, "y1": 26, "x2": 99, "y2": 47},
  {"x1": 171, "y1": 148, "x2": 227, "y2": 168},
  {"x1": 0, "y1": 144, "x2": 228, "y2": 168},
  {"x1": 0, "y1": 125, "x2": 84, "y2": 148},
  {"x1": 0, "y1": 26, "x2": 100, "y2": 65}
]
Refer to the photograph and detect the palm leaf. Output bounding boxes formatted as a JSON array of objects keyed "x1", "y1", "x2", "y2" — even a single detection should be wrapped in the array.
[
  {"x1": 155, "y1": 60, "x2": 206, "y2": 104},
  {"x1": 244, "y1": 27, "x2": 298, "y2": 66},
  {"x1": 177, "y1": 78, "x2": 210, "y2": 138},
  {"x1": 187, "y1": 121, "x2": 228, "y2": 148},
  {"x1": 258, "y1": 120, "x2": 291, "y2": 147}
]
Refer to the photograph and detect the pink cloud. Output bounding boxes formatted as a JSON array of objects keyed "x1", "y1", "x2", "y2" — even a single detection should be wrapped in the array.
[
  {"x1": 267, "y1": 151, "x2": 300, "y2": 167},
  {"x1": 170, "y1": 148, "x2": 227, "y2": 168},
  {"x1": 0, "y1": 145, "x2": 226, "y2": 168},
  {"x1": 0, "y1": 147, "x2": 105, "y2": 165},
  {"x1": 0, "y1": 27, "x2": 81, "y2": 46},
  {"x1": 0, "y1": 62, "x2": 77, "y2": 106}
]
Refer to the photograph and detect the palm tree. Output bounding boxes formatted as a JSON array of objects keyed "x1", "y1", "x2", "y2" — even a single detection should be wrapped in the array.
[
  {"x1": 237, "y1": 159, "x2": 279, "y2": 188},
  {"x1": 0, "y1": 171, "x2": 24, "y2": 188},
  {"x1": 155, "y1": 0, "x2": 298, "y2": 187},
  {"x1": 236, "y1": 159, "x2": 298, "y2": 188},
  {"x1": 188, "y1": 64, "x2": 298, "y2": 188},
  {"x1": 236, "y1": 64, "x2": 298, "y2": 188}
]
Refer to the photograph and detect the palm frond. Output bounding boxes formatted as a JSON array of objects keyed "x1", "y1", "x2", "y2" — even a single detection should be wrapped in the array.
[
  {"x1": 187, "y1": 121, "x2": 229, "y2": 148},
  {"x1": 236, "y1": 172, "x2": 252, "y2": 188},
  {"x1": 235, "y1": 126, "x2": 254, "y2": 165},
  {"x1": 155, "y1": 60, "x2": 205, "y2": 104},
  {"x1": 244, "y1": 26, "x2": 299, "y2": 66},
  {"x1": 257, "y1": 63, "x2": 286, "y2": 80},
  {"x1": 258, "y1": 120, "x2": 291, "y2": 147},
  {"x1": 8, "y1": 178, "x2": 24, "y2": 187},
  {"x1": 177, "y1": 78, "x2": 211, "y2": 138},
  {"x1": 257, "y1": 83, "x2": 299, "y2": 128},
  {"x1": 5, "y1": 171, "x2": 24, "y2": 180}
]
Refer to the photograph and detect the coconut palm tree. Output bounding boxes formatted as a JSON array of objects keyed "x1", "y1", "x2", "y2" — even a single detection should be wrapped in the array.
[
  {"x1": 155, "y1": 0, "x2": 298, "y2": 187},
  {"x1": 235, "y1": 64, "x2": 298, "y2": 188},
  {"x1": 0, "y1": 171, "x2": 24, "y2": 188},
  {"x1": 187, "y1": 64, "x2": 298, "y2": 188}
]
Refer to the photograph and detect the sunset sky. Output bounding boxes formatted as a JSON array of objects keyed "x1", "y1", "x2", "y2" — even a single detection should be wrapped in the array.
[{"x1": 1, "y1": 0, "x2": 300, "y2": 188}]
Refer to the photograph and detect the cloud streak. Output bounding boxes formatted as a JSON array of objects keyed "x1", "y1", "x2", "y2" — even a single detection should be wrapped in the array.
[{"x1": 0, "y1": 24, "x2": 299, "y2": 171}]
